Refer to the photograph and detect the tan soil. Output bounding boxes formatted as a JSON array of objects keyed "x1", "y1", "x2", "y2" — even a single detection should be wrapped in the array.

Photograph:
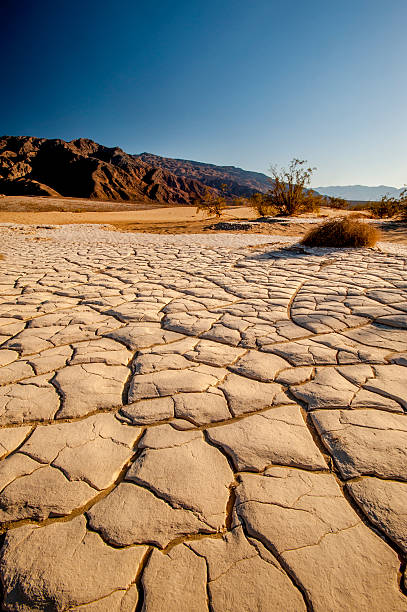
[
  {"x1": 0, "y1": 195, "x2": 169, "y2": 213},
  {"x1": 0, "y1": 197, "x2": 406, "y2": 244}
]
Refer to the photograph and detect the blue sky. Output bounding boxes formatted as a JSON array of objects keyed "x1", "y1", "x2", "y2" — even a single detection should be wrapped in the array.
[{"x1": 2, "y1": 0, "x2": 406, "y2": 186}]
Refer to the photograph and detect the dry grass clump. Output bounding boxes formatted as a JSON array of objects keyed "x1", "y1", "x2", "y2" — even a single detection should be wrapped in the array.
[
  {"x1": 301, "y1": 217, "x2": 380, "y2": 248},
  {"x1": 348, "y1": 211, "x2": 372, "y2": 220}
]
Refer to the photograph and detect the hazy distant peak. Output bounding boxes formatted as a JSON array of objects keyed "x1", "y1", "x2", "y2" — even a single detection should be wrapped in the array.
[{"x1": 314, "y1": 184, "x2": 404, "y2": 201}]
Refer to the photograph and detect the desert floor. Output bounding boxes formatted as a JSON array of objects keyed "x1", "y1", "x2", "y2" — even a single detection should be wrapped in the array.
[
  {"x1": 0, "y1": 195, "x2": 406, "y2": 243},
  {"x1": 0, "y1": 223, "x2": 405, "y2": 610}
]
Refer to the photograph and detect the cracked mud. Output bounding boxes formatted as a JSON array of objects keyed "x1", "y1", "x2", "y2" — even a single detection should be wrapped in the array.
[{"x1": 0, "y1": 224, "x2": 406, "y2": 611}]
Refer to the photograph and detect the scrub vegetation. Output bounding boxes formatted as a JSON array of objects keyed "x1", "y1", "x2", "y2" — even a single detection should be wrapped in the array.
[{"x1": 301, "y1": 217, "x2": 380, "y2": 248}]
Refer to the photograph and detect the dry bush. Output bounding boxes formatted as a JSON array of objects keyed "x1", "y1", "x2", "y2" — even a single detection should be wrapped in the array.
[
  {"x1": 368, "y1": 188, "x2": 407, "y2": 219},
  {"x1": 267, "y1": 158, "x2": 322, "y2": 216},
  {"x1": 248, "y1": 159, "x2": 323, "y2": 217},
  {"x1": 352, "y1": 202, "x2": 371, "y2": 211},
  {"x1": 301, "y1": 217, "x2": 380, "y2": 248},
  {"x1": 368, "y1": 199, "x2": 400, "y2": 218},
  {"x1": 326, "y1": 196, "x2": 348, "y2": 210},
  {"x1": 194, "y1": 185, "x2": 227, "y2": 218},
  {"x1": 248, "y1": 192, "x2": 277, "y2": 217},
  {"x1": 349, "y1": 211, "x2": 372, "y2": 219},
  {"x1": 231, "y1": 196, "x2": 249, "y2": 207}
]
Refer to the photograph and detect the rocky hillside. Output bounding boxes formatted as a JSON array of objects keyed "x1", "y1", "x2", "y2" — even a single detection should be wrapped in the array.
[
  {"x1": 0, "y1": 136, "x2": 275, "y2": 204},
  {"x1": 0, "y1": 136, "x2": 209, "y2": 205},
  {"x1": 136, "y1": 152, "x2": 271, "y2": 196}
]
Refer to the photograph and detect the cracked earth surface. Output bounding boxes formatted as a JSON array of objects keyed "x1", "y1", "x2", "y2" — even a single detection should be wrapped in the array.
[{"x1": 0, "y1": 223, "x2": 406, "y2": 611}]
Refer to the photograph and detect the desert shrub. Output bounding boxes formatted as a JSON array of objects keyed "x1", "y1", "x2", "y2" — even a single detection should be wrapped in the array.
[
  {"x1": 301, "y1": 217, "x2": 380, "y2": 248},
  {"x1": 326, "y1": 196, "x2": 348, "y2": 210},
  {"x1": 352, "y1": 202, "x2": 371, "y2": 211},
  {"x1": 368, "y1": 198, "x2": 400, "y2": 218},
  {"x1": 248, "y1": 158, "x2": 324, "y2": 218},
  {"x1": 397, "y1": 189, "x2": 407, "y2": 219},
  {"x1": 397, "y1": 188, "x2": 407, "y2": 220},
  {"x1": 248, "y1": 192, "x2": 277, "y2": 217},
  {"x1": 266, "y1": 158, "x2": 323, "y2": 216},
  {"x1": 232, "y1": 196, "x2": 249, "y2": 207},
  {"x1": 194, "y1": 185, "x2": 227, "y2": 218},
  {"x1": 304, "y1": 193, "x2": 323, "y2": 215},
  {"x1": 368, "y1": 188, "x2": 407, "y2": 218},
  {"x1": 349, "y1": 211, "x2": 372, "y2": 219}
]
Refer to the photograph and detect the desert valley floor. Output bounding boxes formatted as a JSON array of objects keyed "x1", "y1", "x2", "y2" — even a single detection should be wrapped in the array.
[{"x1": 0, "y1": 223, "x2": 406, "y2": 611}]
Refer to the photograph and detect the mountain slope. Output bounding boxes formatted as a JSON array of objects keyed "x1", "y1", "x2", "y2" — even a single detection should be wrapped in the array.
[
  {"x1": 135, "y1": 153, "x2": 272, "y2": 196},
  {"x1": 315, "y1": 185, "x2": 404, "y2": 201},
  {"x1": 0, "y1": 136, "x2": 276, "y2": 204},
  {"x1": 0, "y1": 136, "x2": 209, "y2": 205}
]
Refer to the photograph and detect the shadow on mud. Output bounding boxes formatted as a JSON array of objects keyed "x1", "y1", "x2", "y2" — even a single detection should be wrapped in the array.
[{"x1": 243, "y1": 243, "x2": 353, "y2": 262}]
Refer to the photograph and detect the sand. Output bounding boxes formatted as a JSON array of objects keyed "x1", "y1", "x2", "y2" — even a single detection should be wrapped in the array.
[{"x1": 0, "y1": 196, "x2": 406, "y2": 244}]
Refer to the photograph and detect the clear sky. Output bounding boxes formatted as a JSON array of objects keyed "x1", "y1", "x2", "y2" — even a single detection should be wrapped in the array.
[{"x1": 2, "y1": 0, "x2": 406, "y2": 186}]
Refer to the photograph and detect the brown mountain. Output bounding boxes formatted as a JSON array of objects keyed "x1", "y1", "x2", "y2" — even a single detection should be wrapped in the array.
[
  {"x1": 0, "y1": 136, "x2": 273, "y2": 204},
  {"x1": 0, "y1": 136, "x2": 209, "y2": 205},
  {"x1": 135, "y1": 152, "x2": 271, "y2": 196}
]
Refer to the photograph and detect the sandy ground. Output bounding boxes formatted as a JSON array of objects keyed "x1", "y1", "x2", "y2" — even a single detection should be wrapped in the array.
[
  {"x1": 0, "y1": 194, "x2": 165, "y2": 213},
  {"x1": 0, "y1": 197, "x2": 406, "y2": 244}
]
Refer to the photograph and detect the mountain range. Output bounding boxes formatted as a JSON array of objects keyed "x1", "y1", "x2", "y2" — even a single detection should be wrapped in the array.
[
  {"x1": 135, "y1": 153, "x2": 271, "y2": 195},
  {"x1": 0, "y1": 136, "x2": 211, "y2": 205},
  {"x1": 315, "y1": 184, "x2": 404, "y2": 201},
  {"x1": 0, "y1": 136, "x2": 271, "y2": 205},
  {"x1": 2, "y1": 136, "x2": 402, "y2": 205}
]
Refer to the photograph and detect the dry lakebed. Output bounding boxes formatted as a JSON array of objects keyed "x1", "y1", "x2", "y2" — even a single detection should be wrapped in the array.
[{"x1": 0, "y1": 223, "x2": 405, "y2": 610}]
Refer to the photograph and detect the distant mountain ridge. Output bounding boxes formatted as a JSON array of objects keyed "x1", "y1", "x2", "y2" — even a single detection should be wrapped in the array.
[
  {"x1": 0, "y1": 136, "x2": 273, "y2": 204},
  {"x1": 135, "y1": 152, "x2": 271, "y2": 196},
  {"x1": 315, "y1": 184, "x2": 405, "y2": 201},
  {"x1": 8, "y1": 136, "x2": 395, "y2": 205}
]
